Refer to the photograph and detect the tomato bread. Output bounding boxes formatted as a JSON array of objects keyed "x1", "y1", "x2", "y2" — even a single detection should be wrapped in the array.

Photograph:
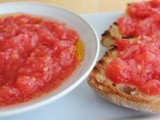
[
  {"x1": 88, "y1": 0, "x2": 160, "y2": 113},
  {"x1": 88, "y1": 46, "x2": 160, "y2": 113}
]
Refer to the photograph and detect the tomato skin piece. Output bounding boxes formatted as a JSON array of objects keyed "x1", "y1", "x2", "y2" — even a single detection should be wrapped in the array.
[
  {"x1": 16, "y1": 76, "x2": 43, "y2": 93},
  {"x1": 135, "y1": 52, "x2": 156, "y2": 64},
  {"x1": 148, "y1": 0, "x2": 160, "y2": 8},
  {"x1": 118, "y1": 16, "x2": 136, "y2": 37},
  {"x1": 139, "y1": 80, "x2": 160, "y2": 95},
  {"x1": 118, "y1": 44, "x2": 140, "y2": 60},
  {"x1": 127, "y1": 2, "x2": 154, "y2": 19},
  {"x1": 106, "y1": 58, "x2": 131, "y2": 83},
  {"x1": 116, "y1": 39, "x2": 131, "y2": 51},
  {"x1": 0, "y1": 86, "x2": 19, "y2": 98}
]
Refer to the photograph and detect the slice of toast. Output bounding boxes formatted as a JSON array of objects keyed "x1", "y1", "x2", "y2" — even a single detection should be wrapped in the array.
[
  {"x1": 88, "y1": 0, "x2": 160, "y2": 113},
  {"x1": 87, "y1": 47, "x2": 160, "y2": 113}
]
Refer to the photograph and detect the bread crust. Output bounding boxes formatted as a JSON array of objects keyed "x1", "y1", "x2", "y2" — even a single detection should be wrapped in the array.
[
  {"x1": 88, "y1": 47, "x2": 160, "y2": 113},
  {"x1": 101, "y1": 23, "x2": 121, "y2": 48}
]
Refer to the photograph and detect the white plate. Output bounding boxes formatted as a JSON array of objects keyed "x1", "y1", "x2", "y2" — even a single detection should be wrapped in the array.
[{"x1": 1, "y1": 12, "x2": 160, "y2": 120}]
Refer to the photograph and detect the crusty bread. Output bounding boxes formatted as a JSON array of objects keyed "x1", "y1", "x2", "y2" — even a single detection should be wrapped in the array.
[
  {"x1": 101, "y1": 7, "x2": 129, "y2": 47},
  {"x1": 101, "y1": 22, "x2": 121, "y2": 48},
  {"x1": 88, "y1": 47, "x2": 160, "y2": 113},
  {"x1": 101, "y1": 21, "x2": 139, "y2": 48},
  {"x1": 88, "y1": 1, "x2": 160, "y2": 112}
]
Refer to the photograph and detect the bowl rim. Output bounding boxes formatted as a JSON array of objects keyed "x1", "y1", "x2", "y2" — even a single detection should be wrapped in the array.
[{"x1": 0, "y1": 2, "x2": 100, "y2": 117}]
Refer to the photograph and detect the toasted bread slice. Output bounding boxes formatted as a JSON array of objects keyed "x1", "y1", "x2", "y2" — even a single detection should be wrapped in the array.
[{"x1": 88, "y1": 47, "x2": 160, "y2": 113}]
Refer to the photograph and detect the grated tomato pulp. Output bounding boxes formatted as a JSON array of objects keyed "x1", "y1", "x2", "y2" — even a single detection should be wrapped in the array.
[
  {"x1": 107, "y1": 36, "x2": 160, "y2": 95},
  {"x1": 0, "y1": 14, "x2": 84, "y2": 106},
  {"x1": 118, "y1": 0, "x2": 160, "y2": 37},
  {"x1": 106, "y1": 0, "x2": 160, "y2": 95}
]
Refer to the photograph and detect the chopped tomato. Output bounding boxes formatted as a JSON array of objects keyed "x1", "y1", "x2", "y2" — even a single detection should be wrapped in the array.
[
  {"x1": 140, "y1": 80, "x2": 160, "y2": 95},
  {"x1": 116, "y1": 38, "x2": 131, "y2": 51},
  {"x1": 118, "y1": 16, "x2": 136, "y2": 36},
  {"x1": 135, "y1": 52, "x2": 156, "y2": 64},
  {"x1": 16, "y1": 76, "x2": 43, "y2": 93},
  {"x1": 106, "y1": 29, "x2": 160, "y2": 95},
  {"x1": 127, "y1": 1, "x2": 154, "y2": 19},
  {"x1": 118, "y1": 0, "x2": 160, "y2": 37},
  {"x1": 0, "y1": 14, "x2": 83, "y2": 106},
  {"x1": 106, "y1": 0, "x2": 160, "y2": 95},
  {"x1": 106, "y1": 58, "x2": 131, "y2": 83}
]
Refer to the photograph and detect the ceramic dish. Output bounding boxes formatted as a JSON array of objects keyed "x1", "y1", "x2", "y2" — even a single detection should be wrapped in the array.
[{"x1": 0, "y1": 2, "x2": 99, "y2": 116}]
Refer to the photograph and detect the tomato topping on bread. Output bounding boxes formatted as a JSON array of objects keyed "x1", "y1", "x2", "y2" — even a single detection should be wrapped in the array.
[
  {"x1": 107, "y1": 35, "x2": 160, "y2": 95},
  {"x1": 88, "y1": 0, "x2": 160, "y2": 113},
  {"x1": 118, "y1": 0, "x2": 160, "y2": 37}
]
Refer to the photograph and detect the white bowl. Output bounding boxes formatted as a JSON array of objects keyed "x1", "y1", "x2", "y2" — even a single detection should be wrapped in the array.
[{"x1": 0, "y1": 2, "x2": 99, "y2": 117}]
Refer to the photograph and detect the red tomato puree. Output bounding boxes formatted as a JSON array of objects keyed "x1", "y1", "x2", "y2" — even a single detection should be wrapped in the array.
[
  {"x1": 106, "y1": 0, "x2": 160, "y2": 95},
  {"x1": 0, "y1": 14, "x2": 83, "y2": 106},
  {"x1": 118, "y1": 0, "x2": 160, "y2": 37}
]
